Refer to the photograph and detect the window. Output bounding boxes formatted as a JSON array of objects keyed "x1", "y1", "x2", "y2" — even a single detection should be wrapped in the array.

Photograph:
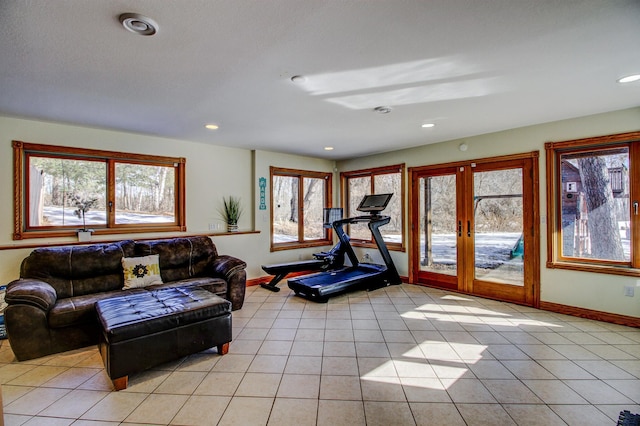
[
  {"x1": 341, "y1": 164, "x2": 405, "y2": 251},
  {"x1": 545, "y1": 132, "x2": 640, "y2": 276},
  {"x1": 270, "y1": 166, "x2": 332, "y2": 250},
  {"x1": 13, "y1": 141, "x2": 186, "y2": 239}
]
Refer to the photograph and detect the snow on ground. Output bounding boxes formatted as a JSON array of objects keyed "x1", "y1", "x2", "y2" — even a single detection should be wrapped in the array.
[
  {"x1": 424, "y1": 232, "x2": 522, "y2": 269},
  {"x1": 40, "y1": 206, "x2": 173, "y2": 226}
]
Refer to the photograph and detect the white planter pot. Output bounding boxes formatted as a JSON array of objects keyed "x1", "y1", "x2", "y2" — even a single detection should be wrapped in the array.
[{"x1": 77, "y1": 231, "x2": 92, "y2": 242}]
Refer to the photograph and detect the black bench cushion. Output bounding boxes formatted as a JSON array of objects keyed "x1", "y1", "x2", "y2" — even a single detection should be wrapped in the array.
[{"x1": 96, "y1": 287, "x2": 231, "y2": 344}]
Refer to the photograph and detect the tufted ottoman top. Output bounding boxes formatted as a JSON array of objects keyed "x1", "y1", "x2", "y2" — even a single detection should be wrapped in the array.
[{"x1": 95, "y1": 287, "x2": 231, "y2": 344}]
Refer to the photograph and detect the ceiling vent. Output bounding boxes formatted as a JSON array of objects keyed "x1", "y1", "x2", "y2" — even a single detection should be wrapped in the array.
[
  {"x1": 373, "y1": 106, "x2": 392, "y2": 114},
  {"x1": 119, "y1": 13, "x2": 158, "y2": 36}
]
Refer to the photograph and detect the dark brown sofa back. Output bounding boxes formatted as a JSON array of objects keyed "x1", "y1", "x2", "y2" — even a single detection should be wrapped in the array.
[
  {"x1": 20, "y1": 240, "x2": 136, "y2": 299},
  {"x1": 134, "y1": 236, "x2": 218, "y2": 283}
]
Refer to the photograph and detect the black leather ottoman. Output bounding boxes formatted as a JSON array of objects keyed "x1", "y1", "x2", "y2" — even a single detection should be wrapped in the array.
[{"x1": 95, "y1": 287, "x2": 232, "y2": 390}]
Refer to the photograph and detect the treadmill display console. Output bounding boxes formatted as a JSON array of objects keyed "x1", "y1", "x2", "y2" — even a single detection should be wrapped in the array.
[{"x1": 356, "y1": 193, "x2": 393, "y2": 213}]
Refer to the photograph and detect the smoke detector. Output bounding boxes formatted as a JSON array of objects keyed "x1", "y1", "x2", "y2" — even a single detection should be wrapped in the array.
[{"x1": 119, "y1": 13, "x2": 158, "y2": 36}]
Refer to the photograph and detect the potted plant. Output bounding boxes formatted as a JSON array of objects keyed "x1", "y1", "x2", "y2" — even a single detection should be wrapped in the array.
[
  {"x1": 219, "y1": 196, "x2": 243, "y2": 232},
  {"x1": 72, "y1": 194, "x2": 98, "y2": 241}
]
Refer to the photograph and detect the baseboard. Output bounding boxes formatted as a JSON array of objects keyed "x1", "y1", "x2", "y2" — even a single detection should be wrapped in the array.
[
  {"x1": 247, "y1": 276, "x2": 270, "y2": 286},
  {"x1": 539, "y1": 301, "x2": 640, "y2": 328},
  {"x1": 247, "y1": 271, "x2": 311, "y2": 287}
]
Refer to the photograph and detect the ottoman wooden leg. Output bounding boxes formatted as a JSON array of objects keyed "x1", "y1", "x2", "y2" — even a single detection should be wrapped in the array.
[
  {"x1": 217, "y1": 342, "x2": 230, "y2": 355},
  {"x1": 112, "y1": 376, "x2": 128, "y2": 391}
]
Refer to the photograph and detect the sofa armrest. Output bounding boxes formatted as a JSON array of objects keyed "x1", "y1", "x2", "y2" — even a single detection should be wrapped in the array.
[
  {"x1": 6, "y1": 278, "x2": 58, "y2": 312},
  {"x1": 211, "y1": 255, "x2": 247, "y2": 280},
  {"x1": 211, "y1": 255, "x2": 247, "y2": 311}
]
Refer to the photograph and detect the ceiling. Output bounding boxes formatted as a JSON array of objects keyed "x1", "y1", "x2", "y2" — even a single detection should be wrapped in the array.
[{"x1": 1, "y1": 1, "x2": 639, "y2": 160}]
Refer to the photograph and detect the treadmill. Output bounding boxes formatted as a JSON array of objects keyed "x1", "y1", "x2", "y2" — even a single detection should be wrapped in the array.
[{"x1": 287, "y1": 193, "x2": 401, "y2": 302}]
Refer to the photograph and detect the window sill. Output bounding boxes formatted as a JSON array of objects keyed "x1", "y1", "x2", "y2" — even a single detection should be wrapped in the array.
[
  {"x1": 0, "y1": 230, "x2": 260, "y2": 251},
  {"x1": 271, "y1": 240, "x2": 333, "y2": 252},
  {"x1": 211, "y1": 230, "x2": 260, "y2": 237},
  {"x1": 351, "y1": 240, "x2": 406, "y2": 252},
  {"x1": 546, "y1": 260, "x2": 640, "y2": 277}
]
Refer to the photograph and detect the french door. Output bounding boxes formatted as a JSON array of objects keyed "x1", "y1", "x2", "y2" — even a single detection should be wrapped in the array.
[{"x1": 409, "y1": 152, "x2": 539, "y2": 306}]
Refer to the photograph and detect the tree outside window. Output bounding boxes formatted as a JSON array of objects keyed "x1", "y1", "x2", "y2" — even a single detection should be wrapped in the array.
[
  {"x1": 13, "y1": 141, "x2": 185, "y2": 239},
  {"x1": 546, "y1": 132, "x2": 640, "y2": 275},
  {"x1": 341, "y1": 164, "x2": 405, "y2": 251},
  {"x1": 270, "y1": 167, "x2": 332, "y2": 250}
]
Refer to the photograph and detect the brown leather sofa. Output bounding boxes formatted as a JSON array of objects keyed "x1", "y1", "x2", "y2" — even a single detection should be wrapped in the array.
[{"x1": 4, "y1": 236, "x2": 246, "y2": 361}]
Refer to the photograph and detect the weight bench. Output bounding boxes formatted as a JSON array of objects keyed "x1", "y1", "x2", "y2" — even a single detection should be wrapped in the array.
[
  {"x1": 95, "y1": 287, "x2": 232, "y2": 390},
  {"x1": 260, "y1": 241, "x2": 346, "y2": 292},
  {"x1": 261, "y1": 259, "x2": 327, "y2": 292}
]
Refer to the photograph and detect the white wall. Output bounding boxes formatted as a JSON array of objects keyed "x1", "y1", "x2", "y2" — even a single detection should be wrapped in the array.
[
  {"x1": 337, "y1": 107, "x2": 640, "y2": 318},
  {"x1": 0, "y1": 116, "x2": 332, "y2": 284},
  {"x1": 250, "y1": 150, "x2": 336, "y2": 277}
]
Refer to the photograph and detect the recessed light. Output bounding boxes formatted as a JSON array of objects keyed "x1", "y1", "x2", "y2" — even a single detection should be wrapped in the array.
[
  {"x1": 421, "y1": 123, "x2": 435, "y2": 128},
  {"x1": 618, "y1": 74, "x2": 640, "y2": 83},
  {"x1": 205, "y1": 124, "x2": 219, "y2": 130},
  {"x1": 291, "y1": 75, "x2": 307, "y2": 83},
  {"x1": 324, "y1": 146, "x2": 334, "y2": 151},
  {"x1": 119, "y1": 13, "x2": 158, "y2": 36}
]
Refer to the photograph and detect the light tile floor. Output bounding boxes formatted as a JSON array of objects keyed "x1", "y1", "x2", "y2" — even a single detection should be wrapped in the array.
[{"x1": 1, "y1": 283, "x2": 639, "y2": 425}]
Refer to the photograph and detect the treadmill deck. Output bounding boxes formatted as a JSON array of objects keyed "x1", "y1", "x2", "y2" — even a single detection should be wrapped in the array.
[{"x1": 287, "y1": 264, "x2": 388, "y2": 299}]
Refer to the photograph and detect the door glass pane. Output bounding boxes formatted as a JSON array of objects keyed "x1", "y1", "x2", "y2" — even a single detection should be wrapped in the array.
[
  {"x1": 419, "y1": 175, "x2": 457, "y2": 276},
  {"x1": 115, "y1": 163, "x2": 175, "y2": 224},
  {"x1": 303, "y1": 177, "x2": 325, "y2": 240},
  {"x1": 348, "y1": 176, "x2": 370, "y2": 240},
  {"x1": 473, "y1": 168, "x2": 523, "y2": 285},
  {"x1": 559, "y1": 148, "x2": 630, "y2": 262},
  {"x1": 28, "y1": 156, "x2": 107, "y2": 228},
  {"x1": 272, "y1": 175, "x2": 299, "y2": 242},
  {"x1": 374, "y1": 173, "x2": 402, "y2": 243}
]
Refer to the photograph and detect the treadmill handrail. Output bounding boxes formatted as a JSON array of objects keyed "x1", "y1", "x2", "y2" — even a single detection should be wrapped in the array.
[{"x1": 331, "y1": 215, "x2": 394, "y2": 273}]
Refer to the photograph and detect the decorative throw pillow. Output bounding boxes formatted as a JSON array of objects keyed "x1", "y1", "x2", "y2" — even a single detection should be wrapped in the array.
[{"x1": 122, "y1": 255, "x2": 163, "y2": 290}]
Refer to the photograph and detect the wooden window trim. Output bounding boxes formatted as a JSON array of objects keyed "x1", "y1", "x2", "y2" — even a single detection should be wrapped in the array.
[
  {"x1": 545, "y1": 131, "x2": 640, "y2": 277},
  {"x1": 340, "y1": 163, "x2": 405, "y2": 252},
  {"x1": 270, "y1": 166, "x2": 333, "y2": 251},
  {"x1": 13, "y1": 140, "x2": 186, "y2": 240}
]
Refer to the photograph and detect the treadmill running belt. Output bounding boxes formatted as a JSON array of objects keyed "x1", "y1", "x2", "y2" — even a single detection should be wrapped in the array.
[
  {"x1": 297, "y1": 266, "x2": 382, "y2": 286},
  {"x1": 288, "y1": 265, "x2": 387, "y2": 300}
]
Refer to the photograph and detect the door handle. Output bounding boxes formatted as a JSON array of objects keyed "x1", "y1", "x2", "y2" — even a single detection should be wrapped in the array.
[
  {"x1": 634, "y1": 201, "x2": 639, "y2": 216},
  {"x1": 458, "y1": 221, "x2": 462, "y2": 237},
  {"x1": 467, "y1": 221, "x2": 471, "y2": 237}
]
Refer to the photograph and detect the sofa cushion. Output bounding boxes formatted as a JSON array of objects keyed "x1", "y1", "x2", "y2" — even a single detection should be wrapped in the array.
[
  {"x1": 48, "y1": 288, "x2": 146, "y2": 329},
  {"x1": 122, "y1": 255, "x2": 163, "y2": 290},
  {"x1": 48, "y1": 276, "x2": 226, "y2": 329},
  {"x1": 21, "y1": 240, "x2": 136, "y2": 299},
  {"x1": 135, "y1": 237, "x2": 218, "y2": 283},
  {"x1": 150, "y1": 277, "x2": 227, "y2": 298}
]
